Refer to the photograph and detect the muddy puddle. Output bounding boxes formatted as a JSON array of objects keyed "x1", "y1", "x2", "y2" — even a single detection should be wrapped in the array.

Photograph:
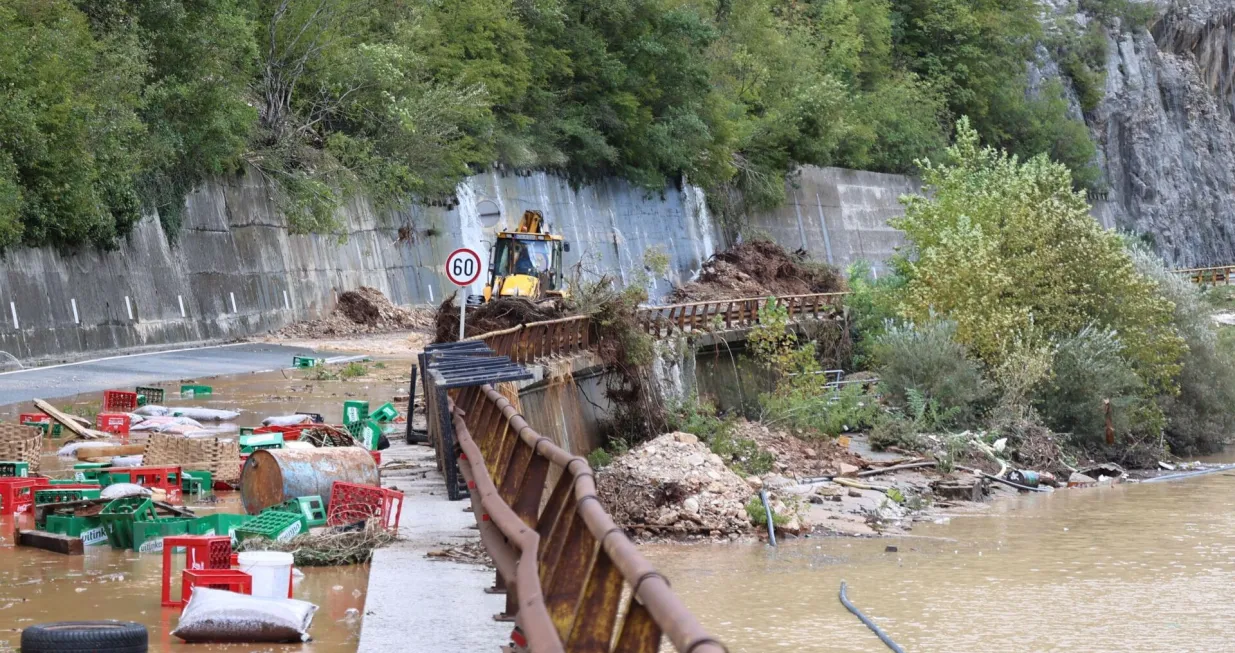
[
  {"x1": 644, "y1": 468, "x2": 1235, "y2": 652},
  {"x1": 0, "y1": 358, "x2": 416, "y2": 651}
]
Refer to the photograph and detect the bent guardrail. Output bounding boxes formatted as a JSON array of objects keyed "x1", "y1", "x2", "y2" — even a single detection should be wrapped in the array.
[{"x1": 448, "y1": 381, "x2": 728, "y2": 653}]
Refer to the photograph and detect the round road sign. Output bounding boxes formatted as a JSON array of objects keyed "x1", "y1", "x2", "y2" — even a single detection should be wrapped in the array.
[{"x1": 445, "y1": 248, "x2": 482, "y2": 286}]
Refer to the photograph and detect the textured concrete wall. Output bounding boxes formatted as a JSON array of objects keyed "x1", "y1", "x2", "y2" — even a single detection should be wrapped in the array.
[
  {"x1": 0, "y1": 165, "x2": 918, "y2": 363},
  {"x1": 744, "y1": 167, "x2": 920, "y2": 277}
]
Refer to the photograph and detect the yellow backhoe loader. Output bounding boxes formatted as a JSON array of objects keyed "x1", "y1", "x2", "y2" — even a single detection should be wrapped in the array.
[{"x1": 479, "y1": 210, "x2": 569, "y2": 303}]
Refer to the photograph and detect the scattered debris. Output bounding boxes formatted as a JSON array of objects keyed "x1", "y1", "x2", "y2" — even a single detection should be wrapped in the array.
[
  {"x1": 426, "y1": 541, "x2": 493, "y2": 567},
  {"x1": 237, "y1": 526, "x2": 397, "y2": 566}
]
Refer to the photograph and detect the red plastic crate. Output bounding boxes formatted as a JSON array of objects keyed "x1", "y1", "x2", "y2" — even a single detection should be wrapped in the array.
[
  {"x1": 107, "y1": 466, "x2": 182, "y2": 503},
  {"x1": 253, "y1": 424, "x2": 308, "y2": 441},
  {"x1": 326, "y1": 481, "x2": 403, "y2": 530},
  {"x1": 0, "y1": 478, "x2": 37, "y2": 515},
  {"x1": 102, "y1": 390, "x2": 138, "y2": 413},
  {"x1": 181, "y1": 569, "x2": 251, "y2": 610},
  {"x1": 96, "y1": 413, "x2": 131, "y2": 436},
  {"x1": 161, "y1": 535, "x2": 232, "y2": 607},
  {"x1": 18, "y1": 413, "x2": 49, "y2": 424},
  {"x1": 369, "y1": 451, "x2": 381, "y2": 466}
]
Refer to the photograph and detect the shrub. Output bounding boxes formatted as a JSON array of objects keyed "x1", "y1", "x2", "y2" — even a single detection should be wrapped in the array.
[
  {"x1": 845, "y1": 259, "x2": 909, "y2": 370},
  {"x1": 1131, "y1": 246, "x2": 1235, "y2": 454},
  {"x1": 871, "y1": 320, "x2": 992, "y2": 428},
  {"x1": 587, "y1": 448, "x2": 613, "y2": 469},
  {"x1": 869, "y1": 417, "x2": 922, "y2": 451},
  {"x1": 1033, "y1": 325, "x2": 1148, "y2": 447},
  {"x1": 761, "y1": 382, "x2": 883, "y2": 437},
  {"x1": 744, "y1": 495, "x2": 788, "y2": 528}
]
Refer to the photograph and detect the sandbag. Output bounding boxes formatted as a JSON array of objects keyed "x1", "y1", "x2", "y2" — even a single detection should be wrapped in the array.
[
  {"x1": 172, "y1": 588, "x2": 317, "y2": 643},
  {"x1": 171, "y1": 407, "x2": 240, "y2": 422},
  {"x1": 58, "y1": 441, "x2": 117, "y2": 457},
  {"x1": 261, "y1": 414, "x2": 314, "y2": 427},
  {"x1": 101, "y1": 483, "x2": 152, "y2": 500},
  {"x1": 135, "y1": 405, "x2": 170, "y2": 417},
  {"x1": 131, "y1": 416, "x2": 205, "y2": 432}
]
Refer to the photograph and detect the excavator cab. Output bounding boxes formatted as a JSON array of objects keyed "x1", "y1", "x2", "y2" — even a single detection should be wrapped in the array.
[{"x1": 481, "y1": 210, "x2": 569, "y2": 302}]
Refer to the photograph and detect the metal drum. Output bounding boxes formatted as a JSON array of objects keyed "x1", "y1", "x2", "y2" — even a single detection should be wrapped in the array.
[{"x1": 240, "y1": 447, "x2": 378, "y2": 514}]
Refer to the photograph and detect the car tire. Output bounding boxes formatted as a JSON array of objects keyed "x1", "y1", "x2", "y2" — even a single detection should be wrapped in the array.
[{"x1": 21, "y1": 621, "x2": 148, "y2": 653}]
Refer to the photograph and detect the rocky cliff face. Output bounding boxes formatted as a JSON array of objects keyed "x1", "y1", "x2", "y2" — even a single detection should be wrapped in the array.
[{"x1": 1089, "y1": 0, "x2": 1235, "y2": 266}]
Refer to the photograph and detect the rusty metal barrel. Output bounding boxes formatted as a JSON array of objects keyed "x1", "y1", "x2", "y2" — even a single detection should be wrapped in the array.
[{"x1": 240, "y1": 447, "x2": 378, "y2": 514}]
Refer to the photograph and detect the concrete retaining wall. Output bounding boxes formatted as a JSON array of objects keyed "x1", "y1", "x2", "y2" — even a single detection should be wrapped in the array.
[{"x1": 0, "y1": 166, "x2": 916, "y2": 364}]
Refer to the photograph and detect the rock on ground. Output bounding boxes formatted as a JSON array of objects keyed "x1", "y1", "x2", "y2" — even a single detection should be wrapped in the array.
[
  {"x1": 273, "y1": 287, "x2": 432, "y2": 339},
  {"x1": 597, "y1": 432, "x2": 753, "y2": 536}
]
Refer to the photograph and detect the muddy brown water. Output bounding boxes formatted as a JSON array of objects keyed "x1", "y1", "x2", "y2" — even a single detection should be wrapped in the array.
[
  {"x1": 644, "y1": 465, "x2": 1235, "y2": 652},
  {"x1": 0, "y1": 360, "x2": 415, "y2": 651}
]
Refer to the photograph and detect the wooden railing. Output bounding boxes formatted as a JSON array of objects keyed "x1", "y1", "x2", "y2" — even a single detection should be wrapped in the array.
[
  {"x1": 465, "y1": 315, "x2": 592, "y2": 364},
  {"x1": 1175, "y1": 265, "x2": 1235, "y2": 285},
  {"x1": 635, "y1": 292, "x2": 847, "y2": 337},
  {"x1": 446, "y1": 383, "x2": 727, "y2": 653}
]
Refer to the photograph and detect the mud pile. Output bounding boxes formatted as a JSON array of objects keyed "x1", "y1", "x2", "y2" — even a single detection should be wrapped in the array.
[
  {"x1": 596, "y1": 432, "x2": 753, "y2": 536},
  {"x1": 732, "y1": 420, "x2": 866, "y2": 477},
  {"x1": 275, "y1": 287, "x2": 431, "y2": 338},
  {"x1": 433, "y1": 295, "x2": 567, "y2": 342},
  {"x1": 668, "y1": 241, "x2": 846, "y2": 302}
]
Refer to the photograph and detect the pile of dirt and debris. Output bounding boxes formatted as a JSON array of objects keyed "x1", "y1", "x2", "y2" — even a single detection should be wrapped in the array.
[
  {"x1": 731, "y1": 420, "x2": 866, "y2": 477},
  {"x1": 274, "y1": 287, "x2": 432, "y2": 339},
  {"x1": 433, "y1": 295, "x2": 568, "y2": 342},
  {"x1": 596, "y1": 432, "x2": 753, "y2": 537},
  {"x1": 668, "y1": 240, "x2": 847, "y2": 302}
]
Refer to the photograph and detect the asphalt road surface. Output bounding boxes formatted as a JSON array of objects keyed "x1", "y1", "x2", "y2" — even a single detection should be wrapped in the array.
[{"x1": 0, "y1": 342, "x2": 332, "y2": 406}]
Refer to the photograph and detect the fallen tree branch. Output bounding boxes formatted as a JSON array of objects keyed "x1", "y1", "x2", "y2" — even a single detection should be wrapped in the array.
[{"x1": 857, "y1": 461, "x2": 936, "y2": 477}]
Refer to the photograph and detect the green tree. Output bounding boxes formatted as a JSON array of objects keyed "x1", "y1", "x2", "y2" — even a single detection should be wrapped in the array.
[{"x1": 893, "y1": 119, "x2": 1184, "y2": 394}]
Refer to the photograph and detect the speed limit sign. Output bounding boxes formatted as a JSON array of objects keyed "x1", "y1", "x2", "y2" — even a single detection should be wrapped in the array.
[
  {"x1": 445, "y1": 247, "x2": 482, "y2": 340},
  {"x1": 445, "y1": 248, "x2": 482, "y2": 286}
]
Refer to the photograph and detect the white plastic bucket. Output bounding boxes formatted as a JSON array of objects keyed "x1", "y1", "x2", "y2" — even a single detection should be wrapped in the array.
[{"x1": 238, "y1": 551, "x2": 294, "y2": 599}]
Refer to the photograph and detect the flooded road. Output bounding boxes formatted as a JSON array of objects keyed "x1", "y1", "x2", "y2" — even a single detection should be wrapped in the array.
[
  {"x1": 0, "y1": 358, "x2": 416, "y2": 651},
  {"x1": 645, "y1": 470, "x2": 1235, "y2": 652}
]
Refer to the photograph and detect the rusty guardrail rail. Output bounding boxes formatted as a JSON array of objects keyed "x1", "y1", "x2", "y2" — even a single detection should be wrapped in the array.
[
  {"x1": 447, "y1": 381, "x2": 727, "y2": 653},
  {"x1": 466, "y1": 315, "x2": 592, "y2": 364},
  {"x1": 636, "y1": 291, "x2": 848, "y2": 337},
  {"x1": 1174, "y1": 265, "x2": 1235, "y2": 285}
]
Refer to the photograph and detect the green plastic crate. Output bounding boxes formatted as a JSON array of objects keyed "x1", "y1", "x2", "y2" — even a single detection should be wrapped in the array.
[
  {"x1": 23, "y1": 421, "x2": 62, "y2": 438},
  {"x1": 343, "y1": 400, "x2": 369, "y2": 426},
  {"x1": 239, "y1": 427, "x2": 255, "y2": 436},
  {"x1": 135, "y1": 386, "x2": 164, "y2": 407},
  {"x1": 370, "y1": 402, "x2": 399, "y2": 423},
  {"x1": 73, "y1": 463, "x2": 110, "y2": 482},
  {"x1": 132, "y1": 518, "x2": 190, "y2": 553},
  {"x1": 180, "y1": 384, "x2": 212, "y2": 398},
  {"x1": 276, "y1": 495, "x2": 327, "y2": 528},
  {"x1": 346, "y1": 419, "x2": 382, "y2": 450},
  {"x1": 44, "y1": 515, "x2": 108, "y2": 546},
  {"x1": 49, "y1": 479, "x2": 96, "y2": 486},
  {"x1": 182, "y1": 471, "x2": 213, "y2": 495},
  {"x1": 189, "y1": 513, "x2": 254, "y2": 542},
  {"x1": 239, "y1": 433, "x2": 284, "y2": 454},
  {"x1": 0, "y1": 461, "x2": 29, "y2": 477},
  {"x1": 99, "y1": 496, "x2": 157, "y2": 549},
  {"x1": 34, "y1": 488, "x2": 101, "y2": 504},
  {"x1": 233, "y1": 510, "x2": 305, "y2": 543},
  {"x1": 292, "y1": 356, "x2": 321, "y2": 368}
]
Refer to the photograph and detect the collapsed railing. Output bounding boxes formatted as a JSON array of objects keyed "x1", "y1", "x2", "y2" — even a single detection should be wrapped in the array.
[
  {"x1": 420, "y1": 342, "x2": 727, "y2": 653},
  {"x1": 636, "y1": 292, "x2": 847, "y2": 337},
  {"x1": 466, "y1": 315, "x2": 592, "y2": 364}
]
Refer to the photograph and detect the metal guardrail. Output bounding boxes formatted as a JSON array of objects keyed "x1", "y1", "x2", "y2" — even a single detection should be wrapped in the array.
[
  {"x1": 635, "y1": 292, "x2": 848, "y2": 337},
  {"x1": 447, "y1": 382, "x2": 727, "y2": 653},
  {"x1": 1174, "y1": 265, "x2": 1235, "y2": 285},
  {"x1": 466, "y1": 315, "x2": 592, "y2": 364}
]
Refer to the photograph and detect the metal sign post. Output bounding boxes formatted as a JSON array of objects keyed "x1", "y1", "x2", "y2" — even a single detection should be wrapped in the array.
[{"x1": 444, "y1": 247, "x2": 482, "y2": 340}]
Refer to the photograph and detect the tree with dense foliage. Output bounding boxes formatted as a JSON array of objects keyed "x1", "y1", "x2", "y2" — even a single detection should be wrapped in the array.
[{"x1": 0, "y1": 0, "x2": 1107, "y2": 249}]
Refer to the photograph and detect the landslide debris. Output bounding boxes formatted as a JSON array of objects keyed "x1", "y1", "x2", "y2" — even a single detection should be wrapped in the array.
[
  {"x1": 433, "y1": 295, "x2": 567, "y2": 342},
  {"x1": 275, "y1": 287, "x2": 431, "y2": 338},
  {"x1": 668, "y1": 240, "x2": 846, "y2": 302},
  {"x1": 596, "y1": 432, "x2": 753, "y2": 537}
]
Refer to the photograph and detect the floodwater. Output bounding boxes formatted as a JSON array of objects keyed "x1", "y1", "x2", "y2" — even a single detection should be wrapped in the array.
[
  {"x1": 644, "y1": 468, "x2": 1235, "y2": 652},
  {"x1": 0, "y1": 358, "x2": 416, "y2": 652}
]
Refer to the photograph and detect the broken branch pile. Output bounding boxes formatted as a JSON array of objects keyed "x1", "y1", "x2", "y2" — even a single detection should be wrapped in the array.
[
  {"x1": 668, "y1": 240, "x2": 846, "y2": 302},
  {"x1": 275, "y1": 287, "x2": 432, "y2": 339}
]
